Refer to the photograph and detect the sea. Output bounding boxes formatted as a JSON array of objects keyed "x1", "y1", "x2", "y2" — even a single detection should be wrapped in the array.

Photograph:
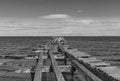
[{"x1": 0, "y1": 36, "x2": 120, "y2": 81}]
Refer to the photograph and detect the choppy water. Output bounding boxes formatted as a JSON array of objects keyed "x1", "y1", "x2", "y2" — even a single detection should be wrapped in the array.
[
  {"x1": 0, "y1": 36, "x2": 120, "y2": 59},
  {"x1": 0, "y1": 36, "x2": 120, "y2": 55},
  {"x1": 0, "y1": 36, "x2": 120, "y2": 81},
  {"x1": 66, "y1": 36, "x2": 120, "y2": 67},
  {"x1": 0, "y1": 37, "x2": 51, "y2": 55}
]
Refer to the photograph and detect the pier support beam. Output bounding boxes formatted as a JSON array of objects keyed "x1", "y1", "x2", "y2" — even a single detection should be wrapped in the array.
[
  {"x1": 33, "y1": 51, "x2": 43, "y2": 81},
  {"x1": 48, "y1": 47, "x2": 65, "y2": 81}
]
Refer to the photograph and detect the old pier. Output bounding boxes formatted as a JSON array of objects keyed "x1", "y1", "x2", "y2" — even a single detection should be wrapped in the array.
[{"x1": 32, "y1": 37, "x2": 120, "y2": 81}]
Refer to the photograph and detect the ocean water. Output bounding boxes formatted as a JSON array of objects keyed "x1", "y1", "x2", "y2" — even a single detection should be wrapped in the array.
[
  {"x1": 65, "y1": 36, "x2": 120, "y2": 67},
  {"x1": 0, "y1": 36, "x2": 120, "y2": 81},
  {"x1": 0, "y1": 37, "x2": 51, "y2": 55},
  {"x1": 0, "y1": 36, "x2": 120, "y2": 55},
  {"x1": 0, "y1": 37, "x2": 51, "y2": 81},
  {"x1": 0, "y1": 36, "x2": 120, "y2": 57}
]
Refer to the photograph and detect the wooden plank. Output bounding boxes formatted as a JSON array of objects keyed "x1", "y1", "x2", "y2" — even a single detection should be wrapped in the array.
[
  {"x1": 34, "y1": 52, "x2": 43, "y2": 81},
  {"x1": 59, "y1": 44, "x2": 102, "y2": 81},
  {"x1": 71, "y1": 60, "x2": 103, "y2": 81},
  {"x1": 58, "y1": 44, "x2": 65, "y2": 52},
  {"x1": 48, "y1": 48, "x2": 65, "y2": 81}
]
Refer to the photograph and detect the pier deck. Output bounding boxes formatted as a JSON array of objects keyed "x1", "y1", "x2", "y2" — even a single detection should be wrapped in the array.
[{"x1": 32, "y1": 37, "x2": 120, "y2": 81}]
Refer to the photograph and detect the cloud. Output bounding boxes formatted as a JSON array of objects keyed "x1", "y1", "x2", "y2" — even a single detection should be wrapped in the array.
[
  {"x1": 65, "y1": 19, "x2": 120, "y2": 26},
  {"x1": 41, "y1": 14, "x2": 71, "y2": 19},
  {"x1": 1, "y1": 17, "x2": 120, "y2": 36},
  {"x1": 80, "y1": 20, "x2": 93, "y2": 24},
  {"x1": 77, "y1": 10, "x2": 84, "y2": 13},
  {"x1": 65, "y1": 19, "x2": 94, "y2": 24}
]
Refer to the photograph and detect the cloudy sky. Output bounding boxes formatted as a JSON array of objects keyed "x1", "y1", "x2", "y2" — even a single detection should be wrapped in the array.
[{"x1": 0, "y1": 0, "x2": 120, "y2": 36}]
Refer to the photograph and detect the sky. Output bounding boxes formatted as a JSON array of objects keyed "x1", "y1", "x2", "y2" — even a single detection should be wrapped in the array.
[{"x1": 0, "y1": 0, "x2": 120, "y2": 36}]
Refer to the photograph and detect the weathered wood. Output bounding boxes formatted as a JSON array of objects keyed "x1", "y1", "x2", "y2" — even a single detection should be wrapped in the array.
[
  {"x1": 58, "y1": 44, "x2": 65, "y2": 52},
  {"x1": 59, "y1": 44, "x2": 103, "y2": 81},
  {"x1": 34, "y1": 52, "x2": 43, "y2": 81},
  {"x1": 48, "y1": 48, "x2": 65, "y2": 81},
  {"x1": 72, "y1": 60, "x2": 102, "y2": 81}
]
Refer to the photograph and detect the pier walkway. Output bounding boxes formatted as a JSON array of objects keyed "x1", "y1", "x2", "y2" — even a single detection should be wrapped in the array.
[{"x1": 33, "y1": 37, "x2": 120, "y2": 81}]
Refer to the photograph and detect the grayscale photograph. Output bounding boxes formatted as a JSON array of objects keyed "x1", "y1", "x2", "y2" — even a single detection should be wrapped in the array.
[{"x1": 0, "y1": 0, "x2": 120, "y2": 81}]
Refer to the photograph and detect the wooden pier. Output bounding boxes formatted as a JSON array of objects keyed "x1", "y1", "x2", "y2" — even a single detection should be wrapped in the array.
[{"x1": 32, "y1": 37, "x2": 120, "y2": 81}]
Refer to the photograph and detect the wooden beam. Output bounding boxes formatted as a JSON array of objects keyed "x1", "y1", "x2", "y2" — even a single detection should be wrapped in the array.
[
  {"x1": 71, "y1": 60, "x2": 102, "y2": 81},
  {"x1": 48, "y1": 48, "x2": 65, "y2": 81},
  {"x1": 34, "y1": 52, "x2": 43, "y2": 81},
  {"x1": 58, "y1": 44, "x2": 65, "y2": 52},
  {"x1": 58, "y1": 44, "x2": 102, "y2": 81}
]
